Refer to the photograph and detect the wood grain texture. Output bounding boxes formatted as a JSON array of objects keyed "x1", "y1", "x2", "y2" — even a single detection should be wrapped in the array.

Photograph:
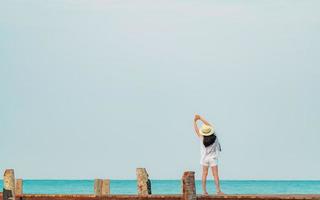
[
  {"x1": 15, "y1": 179, "x2": 23, "y2": 195},
  {"x1": 3, "y1": 169, "x2": 16, "y2": 200},
  {"x1": 136, "y1": 168, "x2": 152, "y2": 195}
]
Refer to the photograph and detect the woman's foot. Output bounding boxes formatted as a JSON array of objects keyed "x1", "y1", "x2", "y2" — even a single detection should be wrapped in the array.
[
  {"x1": 216, "y1": 191, "x2": 225, "y2": 195},
  {"x1": 203, "y1": 191, "x2": 209, "y2": 195}
]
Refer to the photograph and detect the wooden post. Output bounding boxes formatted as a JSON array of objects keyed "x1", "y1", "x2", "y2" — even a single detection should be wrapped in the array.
[
  {"x1": 136, "y1": 168, "x2": 151, "y2": 195},
  {"x1": 182, "y1": 171, "x2": 196, "y2": 200},
  {"x1": 3, "y1": 169, "x2": 15, "y2": 200},
  {"x1": 101, "y1": 179, "x2": 110, "y2": 195},
  {"x1": 94, "y1": 179, "x2": 110, "y2": 195},
  {"x1": 15, "y1": 179, "x2": 23, "y2": 195},
  {"x1": 94, "y1": 179, "x2": 102, "y2": 196}
]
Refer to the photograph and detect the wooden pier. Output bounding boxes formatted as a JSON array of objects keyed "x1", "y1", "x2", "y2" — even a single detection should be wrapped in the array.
[
  {"x1": 2, "y1": 169, "x2": 320, "y2": 200},
  {"x1": 2, "y1": 193, "x2": 320, "y2": 200}
]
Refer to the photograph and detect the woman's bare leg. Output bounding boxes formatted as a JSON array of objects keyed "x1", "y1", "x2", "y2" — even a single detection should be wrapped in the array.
[
  {"x1": 211, "y1": 165, "x2": 224, "y2": 195},
  {"x1": 202, "y1": 166, "x2": 209, "y2": 195}
]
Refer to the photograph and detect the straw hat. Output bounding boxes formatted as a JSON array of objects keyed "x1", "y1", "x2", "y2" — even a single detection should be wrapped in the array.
[{"x1": 199, "y1": 124, "x2": 215, "y2": 136}]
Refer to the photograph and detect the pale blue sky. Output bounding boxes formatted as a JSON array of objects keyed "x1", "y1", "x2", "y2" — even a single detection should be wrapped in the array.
[{"x1": 1, "y1": 0, "x2": 320, "y2": 180}]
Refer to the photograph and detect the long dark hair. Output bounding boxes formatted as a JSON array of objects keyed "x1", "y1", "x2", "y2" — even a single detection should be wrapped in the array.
[{"x1": 203, "y1": 134, "x2": 216, "y2": 147}]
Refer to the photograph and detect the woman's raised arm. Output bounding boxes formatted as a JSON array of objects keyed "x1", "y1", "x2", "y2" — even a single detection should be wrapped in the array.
[
  {"x1": 193, "y1": 114, "x2": 201, "y2": 137},
  {"x1": 199, "y1": 116, "x2": 212, "y2": 126}
]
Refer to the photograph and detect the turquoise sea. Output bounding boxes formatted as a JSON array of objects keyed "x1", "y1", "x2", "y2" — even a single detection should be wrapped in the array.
[{"x1": 1, "y1": 180, "x2": 320, "y2": 194}]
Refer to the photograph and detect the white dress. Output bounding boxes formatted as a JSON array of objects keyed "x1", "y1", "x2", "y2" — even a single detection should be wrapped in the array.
[{"x1": 200, "y1": 136, "x2": 221, "y2": 167}]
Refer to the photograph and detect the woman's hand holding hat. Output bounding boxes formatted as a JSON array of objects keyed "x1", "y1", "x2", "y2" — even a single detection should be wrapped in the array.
[{"x1": 194, "y1": 114, "x2": 200, "y2": 121}]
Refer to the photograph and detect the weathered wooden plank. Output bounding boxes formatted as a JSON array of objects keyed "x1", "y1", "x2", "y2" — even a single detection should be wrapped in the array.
[
  {"x1": 101, "y1": 180, "x2": 110, "y2": 195},
  {"x1": 182, "y1": 171, "x2": 196, "y2": 200},
  {"x1": 15, "y1": 179, "x2": 23, "y2": 195},
  {"x1": 136, "y1": 168, "x2": 152, "y2": 195},
  {"x1": 94, "y1": 179, "x2": 102, "y2": 196},
  {"x1": 94, "y1": 179, "x2": 110, "y2": 196},
  {"x1": 3, "y1": 169, "x2": 16, "y2": 200}
]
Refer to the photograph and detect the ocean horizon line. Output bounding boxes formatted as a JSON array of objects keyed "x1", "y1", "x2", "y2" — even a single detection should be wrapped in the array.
[{"x1": 1, "y1": 179, "x2": 320, "y2": 181}]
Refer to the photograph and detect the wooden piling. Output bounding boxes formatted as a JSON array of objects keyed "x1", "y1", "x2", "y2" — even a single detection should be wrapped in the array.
[
  {"x1": 136, "y1": 168, "x2": 151, "y2": 195},
  {"x1": 15, "y1": 179, "x2": 23, "y2": 195},
  {"x1": 182, "y1": 171, "x2": 196, "y2": 200},
  {"x1": 94, "y1": 179, "x2": 110, "y2": 195},
  {"x1": 3, "y1": 169, "x2": 16, "y2": 200},
  {"x1": 94, "y1": 179, "x2": 102, "y2": 196},
  {"x1": 101, "y1": 180, "x2": 110, "y2": 195}
]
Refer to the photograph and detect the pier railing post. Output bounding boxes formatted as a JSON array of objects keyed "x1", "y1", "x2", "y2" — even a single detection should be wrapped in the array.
[
  {"x1": 182, "y1": 171, "x2": 196, "y2": 200},
  {"x1": 136, "y1": 168, "x2": 151, "y2": 195},
  {"x1": 3, "y1": 169, "x2": 16, "y2": 200},
  {"x1": 94, "y1": 179, "x2": 110, "y2": 195},
  {"x1": 15, "y1": 179, "x2": 23, "y2": 195},
  {"x1": 101, "y1": 179, "x2": 110, "y2": 195}
]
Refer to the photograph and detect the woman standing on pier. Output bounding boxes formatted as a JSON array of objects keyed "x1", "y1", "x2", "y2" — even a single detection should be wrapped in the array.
[{"x1": 193, "y1": 114, "x2": 224, "y2": 195}]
